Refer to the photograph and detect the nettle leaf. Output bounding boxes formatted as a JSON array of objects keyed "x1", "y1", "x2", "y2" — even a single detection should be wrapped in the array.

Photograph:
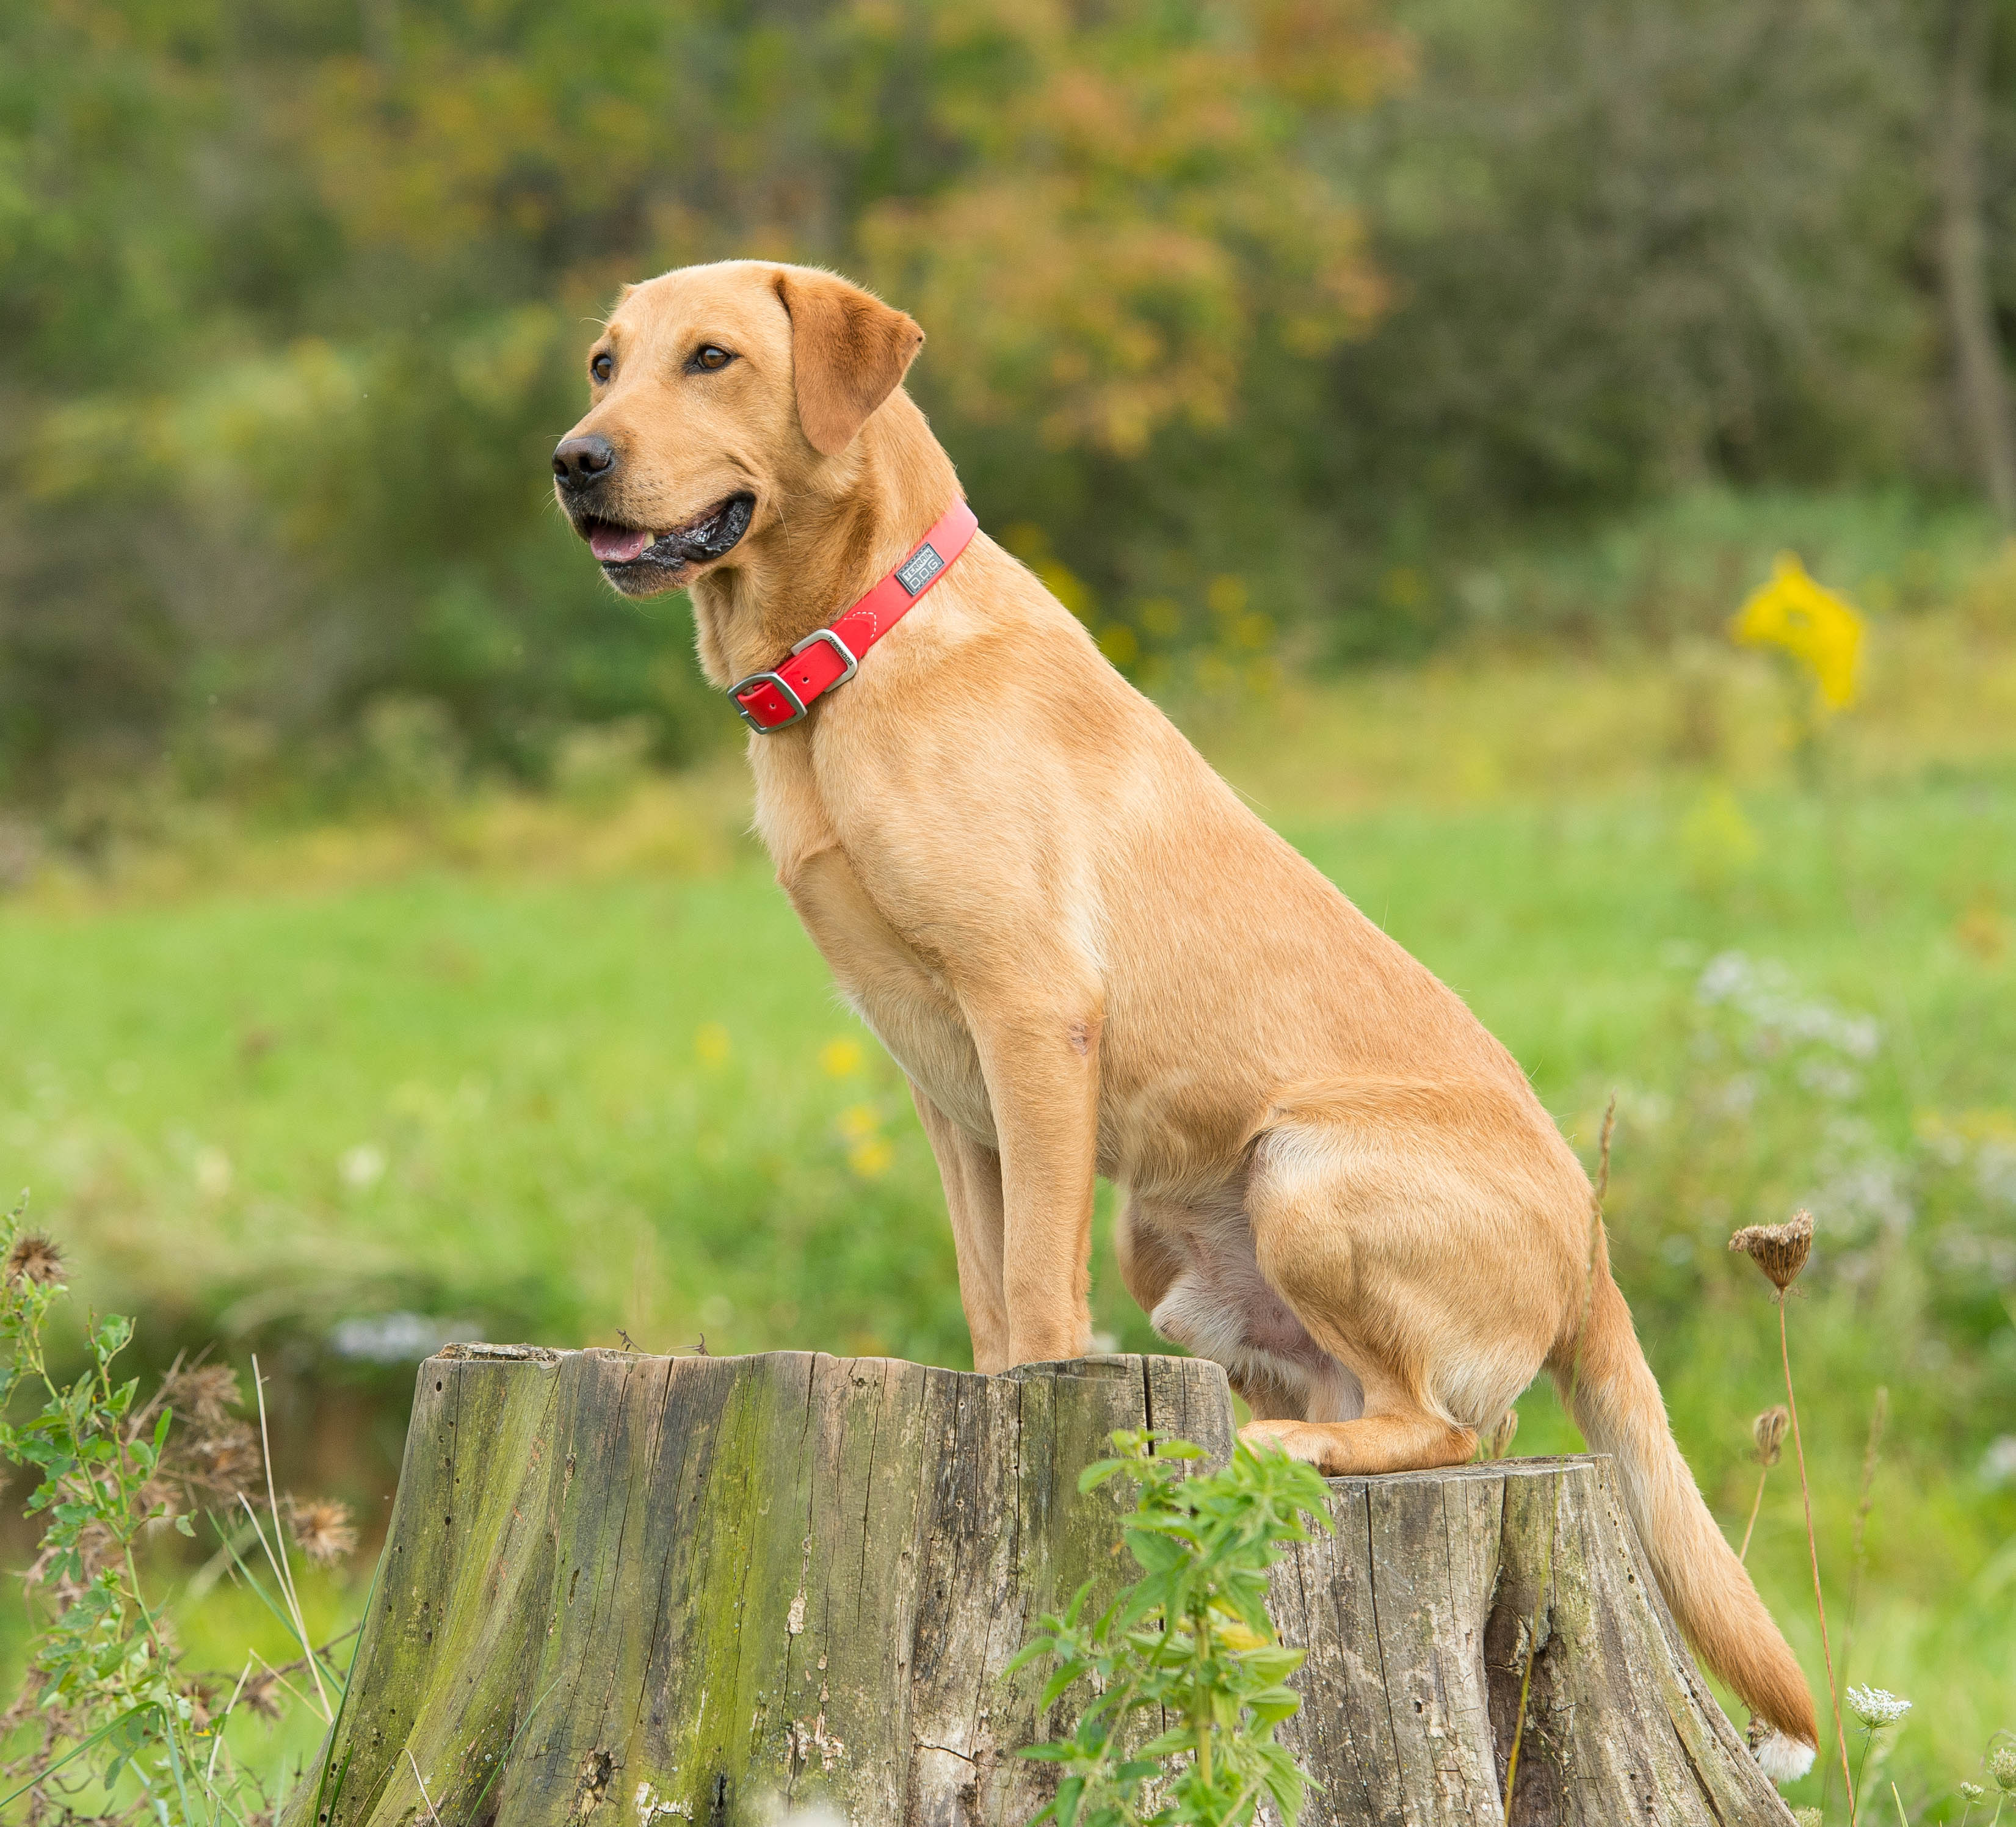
[
  {"x1": 1078, "y1": 1457, "x2": 1131, "y2": 1492},
  {"x1": 1246, "y1": 1646, "x2": 1305, "y2": 1684},
  {"x1": 1010, "y1": 1427, "x2": 1329, "y2": 1827},
  {"x1": 1040, "y1": 1667, "x2": 1085, "y2": 1711},
  {"x1": 95, "y1": 1315, "x2": 134, "y2": 1357},
  {"x1": 1123, "y1": 1528, "x2": 1186, "y2": 1574},
  {"x1": 1007, "y1": 1638, "x2": 1057, "y2": 1677},
  {"x1": 1242, "y1": 1685, "x2": 1306, "y2": 1718}
]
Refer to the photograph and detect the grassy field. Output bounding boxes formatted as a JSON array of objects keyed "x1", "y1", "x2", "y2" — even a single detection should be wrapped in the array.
[{"x1": 2, "y1": 602, "x2": 2015, "y2": 1814}]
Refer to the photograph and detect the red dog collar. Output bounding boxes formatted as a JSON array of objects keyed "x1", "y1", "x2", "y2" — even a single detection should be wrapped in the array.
[{"x1": 730, "y1": 499, "x2": 979, "y2": 733}]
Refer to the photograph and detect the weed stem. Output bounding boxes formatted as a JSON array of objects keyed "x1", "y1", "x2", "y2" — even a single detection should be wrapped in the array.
[
  {"x1": 1738, "y1": 1464, "x2": 1769, "y2": 1564},
  {"x1": 1781, "y1": 1297, "x2": 1854, "y2": 1816}
]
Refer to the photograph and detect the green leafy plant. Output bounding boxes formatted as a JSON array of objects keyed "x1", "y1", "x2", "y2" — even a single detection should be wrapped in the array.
[
  {"x1": 1010, "y1": 1429, "x2": 1332, "y2": 1827},
  {"x1": 0, "y1": 1192, "x2": 357, "y2": 1825}
]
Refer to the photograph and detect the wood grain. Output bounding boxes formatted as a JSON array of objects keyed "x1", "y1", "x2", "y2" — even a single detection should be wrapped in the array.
[{"x1": 288, "y1": 1348, "x2": 1791, "y2": 1827}]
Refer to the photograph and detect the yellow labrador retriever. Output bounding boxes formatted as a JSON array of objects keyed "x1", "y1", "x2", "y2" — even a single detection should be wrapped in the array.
[{"x1": 552, "y1": 260, "x2": 1818, "y2": 1776}]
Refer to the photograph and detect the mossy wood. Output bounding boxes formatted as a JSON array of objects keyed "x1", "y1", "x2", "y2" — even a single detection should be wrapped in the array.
[{"x1": 292, "y1": 1347, "x2": 1790, "y2": 1827}]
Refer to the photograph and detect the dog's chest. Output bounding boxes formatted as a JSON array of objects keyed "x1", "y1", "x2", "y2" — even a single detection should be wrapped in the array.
[{"x1": 750, "y1": 743, "x2": 997, "y2": 1144}]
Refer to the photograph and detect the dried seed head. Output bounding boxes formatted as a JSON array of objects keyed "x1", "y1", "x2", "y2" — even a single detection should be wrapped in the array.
[
  {"x1": 1752, "y1": 1406, "x2": 1789, "y2": 1467},
  {"x1": 4, "y1": 1230, "x2": 65, "y2": 1287},
  {"x1": 170, "y1": 1420, "x2": 263, "y2": 1496},
  {"x1": 1992, "y1": 1745, "x2": 2016, "y2": 1792},
  {"x1": 239, "y1": 1669, "x2": 285, "y2": 1721},
  {"x1": 1960, "y1": 1782, "x2": 1985, "y2": 1802},
  {"x1": 162, "y1": 1362, "x2": 242, "y2": 1426},
  {"x1": 180, "y1": 1679, "x2": 219, "y2": 1734},
  {"x1": 1793, "y1": 1810, "x2": 1824, "y2": 1827},
  {"x1": 1845, "y1": 1685, "x2": 1912, "y2": 1728},
  {"x1": 1729, "y1": 1210, "x2": 1814, "y2": 1291},
  {"x1": 286, "y1": 1497, "x2": 358, "y2": 1566}
]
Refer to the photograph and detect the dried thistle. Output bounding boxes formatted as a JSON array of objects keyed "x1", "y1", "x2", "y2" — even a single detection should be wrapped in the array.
[
  {"x1": 4, "y1": 1230, "x2": 64, "y2": 1287},
  {"x1": 162, "y1": 1362, "x2": 242, "y2": 1426},
  {"x1": 179, "y1": 1679, "x2": 220, "y2": 1734},
  {"x1": 1737, "y1": 1406, "x2": 1790, "y2": 1564},
  {"x1": 1742, "y1": 1208, "x2": 1852, "y2": 1809},
  {"x1": 238, "y1": 1669, "x2": 285, "y2": 1722},
  {"x1": 1729, "y1": 1209, "x2": 1814, "y2": 1291},
  {"x1": 164, "y1": 1419, "x2": 263, "y2": 1498},
  {"x1": 286, "y1": 1497, "x2": 358, "y2": 1566}
]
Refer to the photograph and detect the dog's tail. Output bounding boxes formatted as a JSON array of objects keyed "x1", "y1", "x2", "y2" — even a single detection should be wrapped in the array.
[{"x1": 1551, "y1": 1229, "x2": 1818, "y2": 1782}]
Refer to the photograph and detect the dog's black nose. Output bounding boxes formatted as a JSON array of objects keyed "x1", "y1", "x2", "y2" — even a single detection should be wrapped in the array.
[{"x1": 553, "y1": 435, "x2": 617, "y2": 490}]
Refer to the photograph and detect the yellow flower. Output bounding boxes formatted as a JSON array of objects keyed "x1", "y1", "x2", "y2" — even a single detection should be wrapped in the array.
[
  {"x1": 1680, "y1": 783, "x2": 1760, "y2": 886},
  {"x1": 1208, "y1": 1600, "x2": 1269, "y2": 1653},
  {"x1": 1207, "y1": 575, "x2": 1248, "y2": 619},
  {"x1": 1097, "y1": 623, "x2": 1139, "y2": 667},
  {"x1": 837, "y1": 1103, "x2": 879, "y2": 1140},
  {"x1": 819, "y1": 1038, "x2": 864, "y2": 1078},
  {"x1": 694, "y1": 1022, "x2": 731, "y2": 1066},
  {"x1": 847, "y1": 1136, "x2": 894, "y2": 1178},
  {"x1": 1730, "y1": 552, "x2": 1864, "y2": 711}
]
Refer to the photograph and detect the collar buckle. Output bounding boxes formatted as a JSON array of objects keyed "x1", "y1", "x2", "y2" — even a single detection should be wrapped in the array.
[{"x1": 730, "y1": 670, "x2": 807, "y2": 733}]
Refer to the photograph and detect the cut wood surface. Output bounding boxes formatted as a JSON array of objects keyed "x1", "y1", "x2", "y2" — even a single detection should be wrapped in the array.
[{"x1": 288, "y1": 1348, "x2": 1792, "y2": 1827}]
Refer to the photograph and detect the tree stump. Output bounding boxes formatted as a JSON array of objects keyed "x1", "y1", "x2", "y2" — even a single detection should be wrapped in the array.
[{"x1": 291, "y1": 1348, "x2": 1792, "y2": 1827}]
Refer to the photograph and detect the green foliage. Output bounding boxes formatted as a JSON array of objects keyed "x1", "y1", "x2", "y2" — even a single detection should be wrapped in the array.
[
  {"x1": 0, "y1": 1193, "x2": 346, "y2": 1825},
  {"x1": 4, "y1": 0, "x2": 2008, "y2": 795},
  {"x1": 0, "y1": 1192, "x2": 203, "y2": 1817},
  {"x1": 0, "y1": 0, "x2": 1395, "y2": 798},
  {"x1": 1, "y1": 621, "x2": 2014, "y2": 1798},
  {"x1": 1009, "y1": 1430, "x2": 1331, "y2": 1827}
]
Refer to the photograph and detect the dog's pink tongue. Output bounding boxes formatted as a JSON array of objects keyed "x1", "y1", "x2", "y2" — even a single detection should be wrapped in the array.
[{"x1": 590, "y1": 525, "x2": 653, "y2": 563}]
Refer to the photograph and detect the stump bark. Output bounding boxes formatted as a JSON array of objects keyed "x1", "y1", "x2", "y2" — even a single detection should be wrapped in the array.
[{"x1": 291, "y1": 1348, "x2": 1791, "y2": 1827}]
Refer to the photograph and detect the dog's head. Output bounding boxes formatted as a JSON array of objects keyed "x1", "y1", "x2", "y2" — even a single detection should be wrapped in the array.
[{"x1": 553, "y1": 261, "x2": 924, "y2": 598}]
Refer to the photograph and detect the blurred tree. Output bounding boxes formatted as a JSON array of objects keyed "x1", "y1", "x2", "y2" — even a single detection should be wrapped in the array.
[
  {"x1": 1324, "y1": 0, "x2": 1932, "y2": 521},
  {"x1": 1935, "y1": 0, "x2": 2016, "y2": 524},
  {"x1": 858, "y1": 0, "x2": 1399, "y2": 454},
  {"x1": 0, "y1": 0, "x2": 2009, "y2": 799}
]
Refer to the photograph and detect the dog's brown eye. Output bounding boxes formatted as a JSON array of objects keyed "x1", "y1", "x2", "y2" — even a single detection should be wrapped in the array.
[
  {"x1": 590, "y1": 352, "x2": 613, "y2": 383},
  {"x1": 691, "y1": 345, "x2": 734, "y2": 373}
]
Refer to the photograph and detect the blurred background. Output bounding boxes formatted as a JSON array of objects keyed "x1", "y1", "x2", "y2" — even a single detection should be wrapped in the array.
[{"x1": 2, "y1": 0, "x2": 2014, "y2": 1812}]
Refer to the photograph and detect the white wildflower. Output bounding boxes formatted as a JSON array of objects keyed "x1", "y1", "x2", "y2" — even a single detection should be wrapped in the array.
[{"x1": 1844, "y1": 1685, "x2": 1911, "y2": 1728}]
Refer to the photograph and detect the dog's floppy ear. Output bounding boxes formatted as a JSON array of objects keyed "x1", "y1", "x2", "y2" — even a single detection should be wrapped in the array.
[{"x1": 773, "y1": 267, "x2": 924, "y2": 456}]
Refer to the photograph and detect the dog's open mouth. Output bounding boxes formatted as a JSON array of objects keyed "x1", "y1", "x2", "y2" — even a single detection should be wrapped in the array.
[{"x1": 578, "y1": 492, "x2": 755, "y2": 576}]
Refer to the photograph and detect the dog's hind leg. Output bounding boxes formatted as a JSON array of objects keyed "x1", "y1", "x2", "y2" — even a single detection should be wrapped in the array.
[
  {"x1": 1235, "y1": 1080, "x2": 1587, "y2": 1478},
  {"x1": 1122, "y1": 1187, "x2": 1363, "y2": 1423},
  {"x1": 1115, "y1": 1194, "x2": 1310, "y2": 1420}
]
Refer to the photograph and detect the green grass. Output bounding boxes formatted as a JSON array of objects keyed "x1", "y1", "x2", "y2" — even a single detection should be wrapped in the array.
[{"x1": 2, "y1": 608, "x2": 2015, "y2": 1815}]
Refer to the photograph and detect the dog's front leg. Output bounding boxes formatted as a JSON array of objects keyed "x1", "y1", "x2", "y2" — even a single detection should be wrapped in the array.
[
  {"x1": 963, "y1": 989, "x2": 1101, "y2": 1367},
  {"x1": 910, "y1": 1084, "x2": 1012, "y2": 1373}
]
